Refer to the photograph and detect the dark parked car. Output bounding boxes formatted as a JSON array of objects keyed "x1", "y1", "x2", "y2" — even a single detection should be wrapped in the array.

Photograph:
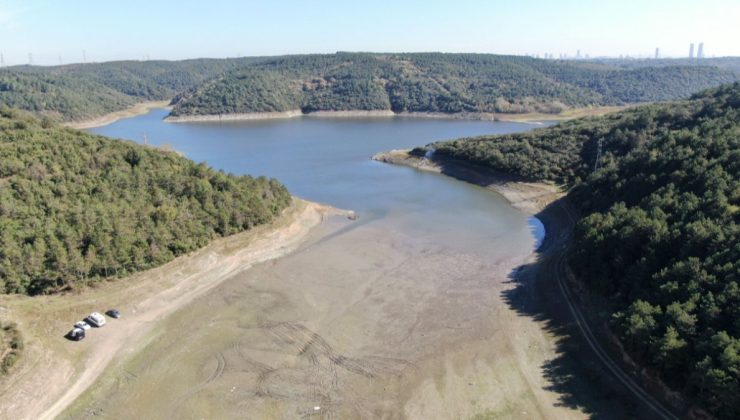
[
  {"x1": 66, "y1": 327, "x2": 86, "y2": 341},
  {"x1": 106, "y1": 309, "x2": 121, "y2": 319}
]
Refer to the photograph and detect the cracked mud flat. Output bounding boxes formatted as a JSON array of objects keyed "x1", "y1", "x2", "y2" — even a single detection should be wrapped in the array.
[{"x1": 63, "y1": 209, "x2": 584, "y2": 419}]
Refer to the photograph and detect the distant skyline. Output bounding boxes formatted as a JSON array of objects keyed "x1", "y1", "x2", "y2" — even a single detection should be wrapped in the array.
[{"x1": 1, "y1": 0, "x2": 739, "y2": 65}]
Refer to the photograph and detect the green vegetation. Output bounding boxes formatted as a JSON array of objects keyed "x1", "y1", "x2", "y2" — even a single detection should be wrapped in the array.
[
  {"x1": 170, "y1": 53, "x2": 738, "y2": 117},
  {"x1": 432, "y1": 83, "x2": 740, "y2": 418},
  {"x1": 0, "y1": 108, "x2": 291, "y2": 295},
  {"x1": 0, "y1": 321, "x2": 23, "y2": 375},
  {"x1": 590, "y1": 57, "x2": 740, "y2": 74},
  {"x1": 2, "y1": 54, "x2": 736, "y2": 122},
  {"x1": 0, "y1": 58, "x2": 268, "y2": 121}
]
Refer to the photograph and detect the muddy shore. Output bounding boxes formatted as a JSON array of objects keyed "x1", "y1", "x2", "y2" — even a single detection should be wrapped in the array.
[
  {"x1": 372, "y1": 149, "x2": 563, "y2": 215},
  {"x1": 62, "y1": 101, "x2": 172, "y2": 129},
  {"x1": 373, "y1": 149, "x2": 686, "y2": 419},
  {"x1": 55, "y1": 148, "x2": 587, "y2": 419},
  {"x1": 163, "y1": 106, "x2": 625, "y2": 124}
]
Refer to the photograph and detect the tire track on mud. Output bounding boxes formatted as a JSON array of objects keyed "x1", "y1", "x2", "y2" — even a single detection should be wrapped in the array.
[
  {"x1": 167, "y1": 351, "x2": 226, "y2": 417},
  {"x1": 256, "y1": 321, "x2": 416, "y2": 416}
]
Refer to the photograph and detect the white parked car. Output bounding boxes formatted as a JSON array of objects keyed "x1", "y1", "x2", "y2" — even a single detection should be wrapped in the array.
[
  {"x1": 74, "y1": 321, "x2": 91, "y2": 331},
  {"x1": 86, "y1": 312, "x2": 106, "y2": 327}
]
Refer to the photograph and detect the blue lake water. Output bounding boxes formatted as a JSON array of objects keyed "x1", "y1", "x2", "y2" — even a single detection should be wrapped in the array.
[{"x1": 92, "y1": 109, "x2": 550, "y2": 253}]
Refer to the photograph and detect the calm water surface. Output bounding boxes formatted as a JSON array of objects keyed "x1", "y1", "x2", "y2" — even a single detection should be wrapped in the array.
[{"x1": 92, "y1": 109, "x2": 549, "y2": 251}]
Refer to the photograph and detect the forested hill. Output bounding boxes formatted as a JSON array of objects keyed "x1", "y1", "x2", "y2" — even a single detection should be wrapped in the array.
[
  {"x1": 168, "y1": 53, "x2": 738, "y2": 117},
  {"x1": 0, "y1": 107, "x2": 291, "y2": 295},
  {"x1": 590, "y1": 57, "x2": 740, "y2": 73},
  {"x1": 1, "y1": 54, "x2": 736, "y2": 122},
  {"x1": 0, "y1": 57, "x2": 268, "y2": 122},
  {"x1": 433, "y1": 83, "x2": 740, "y2": 418}
]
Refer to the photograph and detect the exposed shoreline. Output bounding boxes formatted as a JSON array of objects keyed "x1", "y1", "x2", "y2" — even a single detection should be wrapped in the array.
[
  {"x1": 62, "y1": 100, "x2": 172, "y2": 129},
  {"x1": 372, "y1": 149, "x2": 563, "y2": 215},
  {"x1": 0, "y1": 198, "x2": 347, "y2": 420},
  {"x1": 164, "y1": 105, "x2": 627, "y2": 124},
  {"x1": 373, "y1": 149, "x2": 686, "y2": 418}
]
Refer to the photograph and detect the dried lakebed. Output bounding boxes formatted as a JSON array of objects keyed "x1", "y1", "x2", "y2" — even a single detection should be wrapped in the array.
[{"x1": 58, "y1": 111, "x2": 624, "y2": 418}]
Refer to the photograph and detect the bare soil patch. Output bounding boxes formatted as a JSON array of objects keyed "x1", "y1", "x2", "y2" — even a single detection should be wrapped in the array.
[{"x1": 63, "y1": 101, "x2": 171, "y2": 129}]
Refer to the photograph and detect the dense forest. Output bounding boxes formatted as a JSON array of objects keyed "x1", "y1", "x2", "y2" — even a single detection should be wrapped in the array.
[
  {"x1": 2, "y1": 54, "x2": 736, "y2": 122},
  {"x1": 0, "y1": 58, "x2": 268, "y2": 121},
  {"x1": 432, "y1": 83, "x2": 739, "y2": 418},
  {"x1": 169, "y1": 53, "x2": 738, "y2": 117},
  {"x1": 0, "y1": 107, "x2": 291, "y2": 295},
  {"x1": 590, "y1": 57, "x2": 740, "y2": 74}
]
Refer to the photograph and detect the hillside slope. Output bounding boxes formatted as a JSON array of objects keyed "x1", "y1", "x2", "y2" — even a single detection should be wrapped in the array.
[
  {"x1": 0, "y1": 58, "x2": 268, "y2": 122},
  {"x1": 169, "y1": 53, "x2": 738, "y2": 117},
  {"x1": 432, "y1": 83, "x2": 739, "y2": 418},
  {"x1": 0, "y1": 107, "x2": 291, "y2": 295}
]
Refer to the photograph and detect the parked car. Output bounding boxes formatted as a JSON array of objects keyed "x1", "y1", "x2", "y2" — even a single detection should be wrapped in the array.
[
  {"x1": 67, "y1": 327, "x2": 86, "y2": 341},
  {"x1": 74, "y1": 321, "x2": 91, "y2": 331},
  {"x1": 86, "y1": 312, "x2": 106, "y2": 327},
  {"x1": 105, "y1": 309, "x2": 121, "y2": 319}
]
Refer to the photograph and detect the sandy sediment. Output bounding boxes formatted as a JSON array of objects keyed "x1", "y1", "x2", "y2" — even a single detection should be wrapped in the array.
[
  {"x1": 163, "y1": 105, "x2": 627, "y2": 124},
  {"x1": 397, "y1": 111, "x2": 497, "y2": 120},
  {"x1": 305, "y1": 109, "x2": 396, "y2": 118},
  {"x1": 62, "y1": 101, "x2": 172, "y2": 129},
  {"x1": 59, "y1": 198, "x2": 587, "y2": 419},
  {"x1": 372, "y1": 149, "x2": 563, "y2": 215},
  {"x1": 165, "y1": 109, "x2": 304, "y2": 123},
  {"x1": 0, "y1": 198, "x2": 345, "y2": 420},
  {"x1": 164, "y1": 109, "x2": 504, "y2": 123}
]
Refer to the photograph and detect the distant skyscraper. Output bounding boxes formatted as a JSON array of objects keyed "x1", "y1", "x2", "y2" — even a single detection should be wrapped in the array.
[
  {"x1": 689, "y1": 43, "x2": 695, "y2": 59},
  {"x1": 697, "y1": 43, "x2": 704, "y2": 58},
  {"x1": 576, "y1": 49, "x2": 581, "y2": 58},
  {"x1": 655, "y1": 48, "x2": 660, "y2": 59}
]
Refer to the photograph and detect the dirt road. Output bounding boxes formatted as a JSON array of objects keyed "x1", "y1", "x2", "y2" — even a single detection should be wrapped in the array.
[
  {"x1": 551, "y1": 201, "x2": 678, "y2": 420},
  {"x1": 0, "y1": 199, "x2": 340, "y2": 420}
]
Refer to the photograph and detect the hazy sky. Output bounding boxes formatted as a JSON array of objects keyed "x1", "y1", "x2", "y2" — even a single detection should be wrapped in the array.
[{"x1": 1, "y1": 0, "x2": 738, "y2": 65}]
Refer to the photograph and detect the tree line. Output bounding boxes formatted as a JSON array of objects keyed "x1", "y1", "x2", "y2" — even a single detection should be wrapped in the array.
[{"x1": 0, "y1": 107, "x2": 291, "y2": 295}]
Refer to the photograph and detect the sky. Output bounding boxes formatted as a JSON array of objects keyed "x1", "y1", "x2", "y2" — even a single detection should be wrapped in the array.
[{"x1": 1, "y1": 0, "x2": 738, "y2": 65}]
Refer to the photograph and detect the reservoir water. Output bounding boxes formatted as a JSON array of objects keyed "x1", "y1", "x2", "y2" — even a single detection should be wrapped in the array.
[
  {"x1": 68, "y1": 110, "x2": 570, "y2": 419},
  {"x1": 92, "y1": 109, "x2": 547, "y2": 252}
]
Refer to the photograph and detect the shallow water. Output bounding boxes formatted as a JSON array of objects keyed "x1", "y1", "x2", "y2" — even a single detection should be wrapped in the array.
[
  {"x1": 70, "y1": 111, "x2": 564, "y2": 418},
  {"x1": 93, "y1": 110, "x2": 548, "y2": 252}
]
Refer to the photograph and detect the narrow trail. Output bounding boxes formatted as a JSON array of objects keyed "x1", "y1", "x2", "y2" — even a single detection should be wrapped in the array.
[{"x1": 551, "y1": 200, "x2": 678, "y2": 420}]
